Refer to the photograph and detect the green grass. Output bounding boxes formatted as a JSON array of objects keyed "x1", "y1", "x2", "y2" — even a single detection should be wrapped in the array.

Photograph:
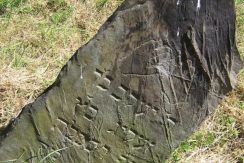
[
  {"x1": 236, "y1": 0, "x2": 244, "y2": 60},
  {"x1": 0, "y1": 0, "x2": 27, "y2": 14},
  {"x1": 96, "y1": 0, "x2": 110, "y2": 10}
]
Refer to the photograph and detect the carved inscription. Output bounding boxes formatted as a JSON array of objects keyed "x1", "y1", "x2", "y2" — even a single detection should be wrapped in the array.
[
  {"x1": 54, "y1": 96, "x2": 113, "y2": 157},
  {"x1": 94, "y1": 68, "x2": 113, "y2": 91},
  {"x1": 51, "y1": 65, "x2": 181, "y2": 161}
]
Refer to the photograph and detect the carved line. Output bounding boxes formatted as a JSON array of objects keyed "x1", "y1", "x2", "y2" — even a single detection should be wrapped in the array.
[
  {"x1": 118, "y1": 86, "x2": 127, "y2": 94},
  {"x1": 84, "y1": 148, "x2": 90, "y2": 153},
  {"x1": 57, "y1": 117, "x2": 69, "y2": 126},
  {"x1": 83, "y1": 114, "x2": 94, "y2": 121},
  {"x1": 110, "y1": 93, "x2": 122, "y2": 101},
  {"x1": 102, "y1": 145, "x2": 111, "y2": 152},
  {"x1": 119, "y1": 155, "x2": 128, "y2": 161},
  {"x1": 39, "y1": 139, "x2": 49, "y2": 148},
  {"x1": 56, "y1": 119, "x2": 91, "y2": 149},
  {"x1": 107, "y1": 129, "x2": 114, "y2": 134},
  {"x1": 71, "y1": 125, "x2": 80, "y2": 133},
  {"x1": 86, "y1": 139, "x2": 100, "y2": 151},
  {"x1": 129, "y1": 94, "x2": 137, "y2": 101},
  {"x1": 122, "y1": 125, "x2": 127, "y2": 131},
  {"x1": 104, "y1": 75, "x2": 113, "y2": 83},
  {"x1": 65, "y1": 136, "x2": 73, "y2": 143},
  {"x1": 167, "y1": 117, "x2": 177, "y2": 126},
  {"x1": 87, "y1": 95, "x2": 93, "y2": 100},
  {"x1": 128, "y1": 130, "x2": 136, "y2": 137},
  {"x1": 96, "y1": 84, "x2": 108, "y2": 91},
  {"x1": 120, "y1": 125, "x2": 155, "y2": 148},
  {"x1": 76, "y1": 97, "x2": 82, "y2": 104},
  {"x1": 89, "y1": 105, "x2": 98, "y2": 112},
  {"x1": 132, "y1": 145, "x2": 144, "y2": 150},
  {"x1": 75, "y1": 141, "x2": 83, "y2": 146},
  {"x1": 87, "y1": 142, "x2": 98, "y2": 150},
  {"x1": 167, "y1": 119, "x2": 176, "y2": 125},
  {"x1": 90, "y1": 140, "x2": 99, "y2": 146},
  {"x1": 161, "y1": 114, "x2": 172, "y2": 150},
  {"x1": 121, "y1": 84, "x2": 130, "y2": 91},
  {"x1": 135, "y1": 112, "x2": 145, "y2": 117},
  {"x1": 151, "y1": 108, "x2": 158, "y2": 113},
  {"x1": 94, "y1": 68, "x2": 103, "y2": 77}
]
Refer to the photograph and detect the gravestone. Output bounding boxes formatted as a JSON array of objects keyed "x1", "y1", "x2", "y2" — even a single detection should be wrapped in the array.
[{"x1": 0, "y1": 0, "x2": 242, "y2": 162}]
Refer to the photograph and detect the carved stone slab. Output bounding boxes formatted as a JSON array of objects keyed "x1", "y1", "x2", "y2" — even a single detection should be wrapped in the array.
[{"x1": 0, "y1": 0, "x2": 242, "y2": 162}]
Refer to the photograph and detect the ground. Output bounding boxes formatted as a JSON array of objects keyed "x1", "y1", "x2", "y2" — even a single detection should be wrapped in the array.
[{"x1": 0, "y1": 0, "x2": 243, "y2": 162}]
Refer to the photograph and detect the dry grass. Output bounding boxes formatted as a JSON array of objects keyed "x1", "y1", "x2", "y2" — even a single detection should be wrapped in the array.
[
  {"x1": 167, "y1": 76, "x2": 244, "y2": 162},
  {"x1": 0, "y1": 0, "x2": 243, "y2": 162},
  {"x1": 0, "y1": 0, "x2": 122, "y2": 126}
]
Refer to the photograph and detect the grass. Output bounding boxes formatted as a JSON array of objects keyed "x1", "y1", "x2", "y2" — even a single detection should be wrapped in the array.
[
  {"x1": 0, "y1": 146, "x2": 70, "y2": 162},
  {"x1": 0, "y1": 0, "x2": 122, "y2": 126},
  {"x1": 0, "y1": 0, "x2": 243, "y2": 162}
]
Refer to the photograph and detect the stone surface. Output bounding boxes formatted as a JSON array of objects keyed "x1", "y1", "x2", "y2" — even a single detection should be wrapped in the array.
[{"x1": 0, "y1": 0, "x2": 243, "y2": 162}]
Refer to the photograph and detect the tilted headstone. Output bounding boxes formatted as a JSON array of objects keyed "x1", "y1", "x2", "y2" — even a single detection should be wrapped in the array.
[{"x1": 0, "y1": 0, "x2": 243, "y2": 162}]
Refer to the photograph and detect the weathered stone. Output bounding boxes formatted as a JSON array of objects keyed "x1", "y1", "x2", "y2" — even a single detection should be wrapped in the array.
[{"x1": 0, "y1": 0, "x2": 242, "y2": 162}]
